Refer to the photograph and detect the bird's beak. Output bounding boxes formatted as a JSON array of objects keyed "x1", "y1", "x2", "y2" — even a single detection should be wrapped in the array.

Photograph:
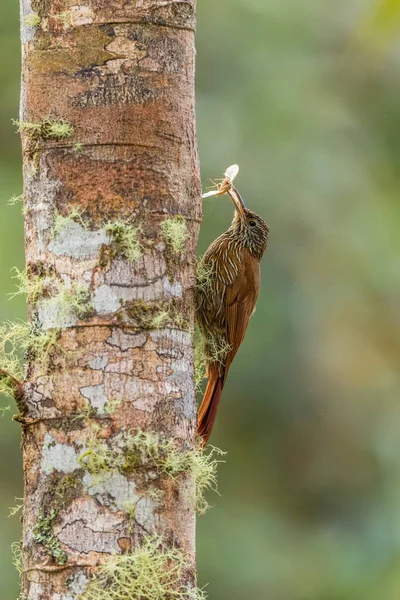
[{"x1": 228, "y1": 185, "x2": 246, "y2": 218}]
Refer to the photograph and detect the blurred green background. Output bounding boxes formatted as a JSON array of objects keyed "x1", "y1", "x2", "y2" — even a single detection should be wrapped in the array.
[{"x1": 2, "y1": 0, "x2": 400, "y2": 598}]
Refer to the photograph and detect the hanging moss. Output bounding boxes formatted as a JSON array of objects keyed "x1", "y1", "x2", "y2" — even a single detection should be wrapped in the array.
[
  {"x1": 80, "y1": 534, "x2": 206, "y2": 600},
  {"x1": 11, "y1": 540, "x2": 23, "y2": 575},
  {"x1": 194, "y1": 327, "x2": 231, "y2": 391},
  {"x1": 0, "y1": 319, "x2": 63, "y2": 397},
  {"x1": 79, "y1": 428, "x2": 225, "y2": 515},
  {"x1": 9, "y1": 266, "x2": 56, "y2": 304}
]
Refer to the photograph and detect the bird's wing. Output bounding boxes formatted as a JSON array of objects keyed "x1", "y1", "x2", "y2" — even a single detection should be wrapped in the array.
[
  {"x1": 224, "y1": 252, "x2": 260, "y2": 381},
  {"x1": 197, "y1": 235, "x2": 239, "y2": 328}
]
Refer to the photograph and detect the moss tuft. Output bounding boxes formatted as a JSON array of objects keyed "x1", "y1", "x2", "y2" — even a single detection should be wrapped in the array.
[
  {"x1": 104, "y1": 398, "x2": 122, "y2": 415},
  {"x1": 8, "y1": 497, "x2": 24, "y2": 519},
  {"x1": 79, "y1": 429, "x2": 225, "y2": 514},
  {"x1": 80, "y1": 534, "x2": 206, "y2": 600},
  {"x1": 40, "y1": 281, "x2": 93, "y2": 323},
  {"x1": 0, "y1": 405, "x2": 11, "y2": 417},
  {"x1": 13, "y1": 117, "x2": 74, "y2": 140},
  {"x1": 52, "y1": 207, "x2": 86, "y2": 238},
  {"x1": 194, "y1": 328, "x2": 231, "y2": 391},
  {"x1": 151, "y1": 311, "x2": 171, "y2": 329},
  {"x1": 196, "y1": 257, "x2": 214, "y2": 296},
  {"x1": 53, "y1": 474, "x2": 82, "y2": 511},
  {"x1": 11, "y1": 540, "x2": 23, "y2": 576},
  {"x1": 78, "y1": 426, "x2": 123, "y2": 478},
  {"x1": 104, "y1": 219, "x2": 142, "y2": 263},
  {"x1": 29, "y1": 324, "x2": 62, "y2": 374},
  {"x1": 8, "y1": 194, "x2": 23, "y2": 206},
  {"x1": 161, "y1": 215, "x2": 188, "y2": 255},
  {"x1": 54, "y1": 11, "x2": 72, "y2": 25},
  {"x1": 125, "y1": 299, "x2": 189, "y2": 331},
  {"x1": 0, "y1": 320, "x2": 62, "y2": 395},
  {"x1": 23, "y1": 13, "x2": 41, "y2": 27},
  {"x1": 9, "y1": 266, "x2": 56, "y2": 304},
  {"x1": 33, "y1": 508, "x2": 67, "y2": 565},
  {"x1": 123, "y1": 502, "x2": 137, "y2": 533},
  {"x1": 0, "y1": 322, "x2": 30, "y2": 394}
]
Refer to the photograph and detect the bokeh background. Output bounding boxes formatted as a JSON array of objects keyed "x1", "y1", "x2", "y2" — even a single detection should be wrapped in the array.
[{"x1": 1, "y1": 0, "x2": 400, "y2": 598}]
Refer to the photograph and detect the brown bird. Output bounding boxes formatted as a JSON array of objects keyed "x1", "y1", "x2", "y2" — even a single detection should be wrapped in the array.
[{"x1": 196, "y1": 165, "x2": 269, "y2": 443}]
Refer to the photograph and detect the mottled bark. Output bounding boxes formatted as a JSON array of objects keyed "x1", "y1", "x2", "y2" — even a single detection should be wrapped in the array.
[{"x1": 18, "y1": 1, "x2": 200, "y2": 598}]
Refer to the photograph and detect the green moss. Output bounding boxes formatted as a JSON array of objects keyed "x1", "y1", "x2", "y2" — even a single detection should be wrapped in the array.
[
  {"x1": 8, "y1": 194, "x2": 23, "y2": 206},
  {"x1": 23, "y1": 13, "x2": 41, "y2": 27},
  {"x1": 147, "y1": 487, "x2": 165, "y2": 503},
  {"x1": 151, "y1": 311, "x2": 171, "y2": 329},
  {"x1": 161, "y1": 215, "x2": 188, "y2": 255},
  {"x1": 196, "y1": 257, "x2": 214, "y2": 296},
  {"x1": 13, "y1": 117, "x2": 73, "y2": 140},
  {"x1": 3, "y1": 268, "x2": 89, "y2": 385},
  {"x1": 54, "y1": 11, "x2": 72, "y2": 25},
  {"x1": 8, "y1": 497, "x2": 23, "y2": 519},
  {"x1": 0, "y1": 322, "x2": 30, "y2": 394},
  {"x1": 0, "y1": 320, "x2": 62, "y2": 395},
  {"x1": 9, "y1": 266, "x2": 56, "y2": 304},
  {"x1": 52, "y1": 207, "x2": 87, "y2": 239},
  {"x1": 28, "y1": 26, "x2": 119, "y2": 75},
  {"x1": 78, "y1": 423, "x2": 128, "y2": 479},
  {"x1": 194, "y1": 332, "x2": 207, "y2": 391},
  {"x1": 71, "y1": 405, "x2": 97, "y2": 425},
  {"x1": 104, "y1": 219, "x2": 143, "y2": 264},
  {"x1": 194, "y1": 328, "x2": 231, "y2": 391},
  {"x1": 125, "y1": 300, "x2": 189, "y2": 331},
  {"x1": 40, "y1": 281, "x2": 93, "y2": 323},
  {"x1": 32, "y1": 508, "x2": 67, "y2": 565},
  {"x1": 53, "y1": 474, "x2": 82, "y2": 510},
  {"x1": 104, "y1": 398, "x2": 122, "y2": 415},
  {"x1": 13, "y1": 117, "x2": 73, "y2": 168},
  {"x1": 8, "y1": 194, "x2": 27, "y2": 216},
  {"x1": 28, "y1": 322, "x2": 62, "y2": 375},
  {"x1": 79, "y1": 429, "x2": 225, "y2": 515},
  {"x1": 123, "y1": 503, "x2": 137, "y2": 533},
  {"x1": 0, "y1": 405, "x2": 11, "y2": 417},
  {"x1": 80, "y1": 534, "x2": 206, "y2": 600},
  {"x1": 11, "y1": 540, "x2": 23, "y2": 576}
]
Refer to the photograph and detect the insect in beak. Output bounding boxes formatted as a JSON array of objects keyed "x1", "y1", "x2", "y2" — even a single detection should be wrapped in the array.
[
  {"x1": 202, "y1": 164, "x2": 240, "y2": 199},
  {"x1": 202, "y1": 164, "x2": 246, "y2": 218},
  {"x1": 227, "y1": 185, "x2": 246, "y2": 219}
]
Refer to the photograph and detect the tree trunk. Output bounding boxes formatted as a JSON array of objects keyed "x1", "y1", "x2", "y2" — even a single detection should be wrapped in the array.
[{"x1": 17, "y1": 1, "x2": 201, "y2": 598}]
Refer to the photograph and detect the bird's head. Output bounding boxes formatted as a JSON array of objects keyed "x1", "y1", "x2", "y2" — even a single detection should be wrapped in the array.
[{"x1": 229, "y1": 186, "x2": 269, "y2": 260}]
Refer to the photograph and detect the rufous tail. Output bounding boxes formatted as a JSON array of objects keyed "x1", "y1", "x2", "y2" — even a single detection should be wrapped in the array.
[{"x1": 197, "y1": 363, "x2": 224, "y2": 444}]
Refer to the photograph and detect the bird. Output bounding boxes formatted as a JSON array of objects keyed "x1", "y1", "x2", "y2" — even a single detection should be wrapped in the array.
[{"x1": 196, "y1": 165, "x2": 269, "y2": 444}]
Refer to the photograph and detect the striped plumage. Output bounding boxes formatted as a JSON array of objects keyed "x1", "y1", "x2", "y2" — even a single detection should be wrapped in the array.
[{"x1": 196, "y1": 187, "x2": 269, "y2": 443}]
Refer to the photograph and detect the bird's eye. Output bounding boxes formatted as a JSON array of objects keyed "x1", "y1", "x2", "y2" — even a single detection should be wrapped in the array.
[{"x1": 249, "y1": 220, "x2": 256, "y2": 227}]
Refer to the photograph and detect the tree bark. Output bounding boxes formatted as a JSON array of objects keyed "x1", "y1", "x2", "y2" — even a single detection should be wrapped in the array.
[{"x1": 17, "y1": 1, "x2": 200, "y2": 598}]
